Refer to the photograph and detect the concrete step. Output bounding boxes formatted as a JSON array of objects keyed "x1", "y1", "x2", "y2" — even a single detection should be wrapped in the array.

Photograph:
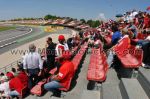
[
  {"x1": 119, "y1": 78, "x2": 149, "y2": 99},
  {"x1": 102, "y1": 69, "x2": 122, "y2": 99},
  {"x1": 80, "y1": 90, "x2": 100, "y2": 99},
  {"x1": 137, "y1": 67, "x2": 150, "y2": 98}
]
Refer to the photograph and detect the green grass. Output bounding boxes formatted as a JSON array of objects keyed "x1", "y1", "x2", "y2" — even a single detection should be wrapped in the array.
[{"x1": 0, "y1": 26, "x2": 16, "y2": 32}]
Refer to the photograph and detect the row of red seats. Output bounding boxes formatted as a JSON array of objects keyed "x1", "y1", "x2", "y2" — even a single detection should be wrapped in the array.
[
  {"x1": 59, "y1": 42, "x2": 88, "y2": 91},
  {"x1": 87, "y1": 48, "x2": 108, "y2": 82},
  {"x1": 30, "y1": 43, "x2": 88, "y2": 96},
  {"x1": 113, "y1": 36, "x2": 143, "y2": 68},
  {"x1": 30, "y1": 44, "x2": 82, "y2": 96}
]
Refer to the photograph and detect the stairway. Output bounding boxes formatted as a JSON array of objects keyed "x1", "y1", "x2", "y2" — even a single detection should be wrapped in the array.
[{"x1": 102, "y1": 67, "x2": 150, "y2": 99}]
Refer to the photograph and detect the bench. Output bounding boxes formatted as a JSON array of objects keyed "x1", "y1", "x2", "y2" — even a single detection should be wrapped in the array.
[
  {"x1": 59, "y1": 43, "x2": 88, "y2": 92},
  {"x1": 87, "y1": 48, "x2": 108, "y2": 82},
  {"x1": 113, "y1": 36, "x2": 143, "y2": 68}
]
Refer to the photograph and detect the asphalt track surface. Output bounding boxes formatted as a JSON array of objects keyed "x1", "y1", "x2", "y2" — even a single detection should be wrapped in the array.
[
  {"x1": 0, "y1": 26, "x2": 41, "y2": 54},
  {"x1": 0, "y1": 26, "x2": 71, "y2": 54}
]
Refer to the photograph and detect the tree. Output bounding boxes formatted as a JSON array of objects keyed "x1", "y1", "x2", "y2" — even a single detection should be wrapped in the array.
[
  {"x1": 93, "y1": 20, "x2": 100, "y2": 27},
  {"x1": 87, "y1": 20, "x2": 93, "y2": 26},
  {"x1": 80, "y1": 19, "x2": 86, "y2": 23},
  {"x1": 44, "y1": 14, "x2": 52, "y2": 20}
]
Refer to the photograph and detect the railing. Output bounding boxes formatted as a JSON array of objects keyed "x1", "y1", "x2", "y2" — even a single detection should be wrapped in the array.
[{"x1": 0, "y1": 58, "x2": 23, "y2": 74}]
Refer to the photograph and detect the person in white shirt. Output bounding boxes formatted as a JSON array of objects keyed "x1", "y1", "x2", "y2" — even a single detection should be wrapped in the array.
[
  {"x1": 0, "y1": 76, "x2": 10, "y2": 98},
  {"x1": 55, "y1": 35, "x2": 69, "y2": 57},
  {"x1": 23, "y1": 44, "x2": 43, "y2": 89}
]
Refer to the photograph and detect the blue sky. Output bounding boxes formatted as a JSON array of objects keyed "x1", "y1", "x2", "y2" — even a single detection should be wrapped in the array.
[{"x1": 0, "y1": 0, "x2": 149, "y2": 20}]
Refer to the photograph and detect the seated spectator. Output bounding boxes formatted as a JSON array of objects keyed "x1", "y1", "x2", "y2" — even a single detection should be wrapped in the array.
[
  {"x1": 11, "y1": 68, "x2": 18, "y2": 77},
  {"x1": 94, "y1": 38, "x2": 101, "y2": 49},
  {"x1": 8, "y1": 76, "x2": 24, "y2": 98},
  {"x1": 136, "y1": 35, "x2": 150, "y2": 68},
  {"x1": 16, "y1": 63, "x2": 28, "y2": 87},
  {"x1": 107, "y1": 28, "x2": 131, "y2": 68},
  {"x1": 44, "y1": 51, "x2": 75, "y2": 97},
  {"x1": 0, "y1": 72, "x2": 5, "y2": 79},
  {"x1": 6, "y1": 72, "x2": 14, "y2": 80},
  {"x1": 0, "y1": 76, "x2": 10, "y2": 98},
  {"x1": 111, "y1": 24, "x2": 122, "y2": 46}
]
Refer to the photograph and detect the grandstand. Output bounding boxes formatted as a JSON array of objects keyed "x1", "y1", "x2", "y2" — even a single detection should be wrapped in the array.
[{"x1": 0, "y1": 9, "x2": 150, "y2": 99}]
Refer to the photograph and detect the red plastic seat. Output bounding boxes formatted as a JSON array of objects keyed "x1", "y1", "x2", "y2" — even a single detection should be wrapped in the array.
[
  {"x1": 87, "y1": 48, "x2": 108, "y2": 82},
  {"x1": 113, "y1": 36, "x2": 143, "y2": 68},
  {"x1": 49, "y1": 67, "x2": 57, "y2": 75},
  {"x1": 59, "y1": 43, "x2": 87, "y2": 92},
  {"x1": 117, "y1": 48, "x2": 143, "y2": 68}
]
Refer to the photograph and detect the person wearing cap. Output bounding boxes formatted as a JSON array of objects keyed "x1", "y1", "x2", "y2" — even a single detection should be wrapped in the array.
[
  {"x1": 55, "y1": 35, "x2": 69, "y2": 58},
  {"x1": 0, "y1": 76, "x2": 10, "y2": 98},
  {"x1": 44, "y1": 51, "x2": 74, "y2": 97},
  {"x1": 6, "y1": 72, "x2": 14, "y2": 80},
  {"x1": 23, "y1": 44, "x2": 43, "y2": 89}
]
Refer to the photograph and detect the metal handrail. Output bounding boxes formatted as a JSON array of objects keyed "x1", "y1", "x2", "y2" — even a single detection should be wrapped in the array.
[{"x1": 0, "y1": 58, "x2": 23, "y2": 73}]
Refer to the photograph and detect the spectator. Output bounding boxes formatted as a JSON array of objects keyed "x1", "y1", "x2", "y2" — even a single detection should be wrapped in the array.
[
  {"x1": 11, "y1": 68, "x2": 18, "y2": 77},
  {"x1": 23, "y1": 44, "x2": 43, "y2": 89},
  {"x1": 46, "y1": 37, "x2": 56, "y2": 70},
  {"x1": 127, "y1": 20, "x2": 138, "y2": 38},
  {"x1": 0, "y1": 76, "x2": 10, "y2": 98},
  {"x1": 44, "y1": 51, "x2": 74, "y2": 97},
  {"x1": 111, "y1": 25, "x2": 122, "y2": 45},
  {"x1": 136, "y1": 36, "x2": 150, "y2": 68},
  {"x1": 55, "y1": 35, "x2": 69, "y2": 58},
  {"x1": 9, "y1": 76, "x2": 24, "y2": 98},
  {"x1": 17, "y1": 63, "x2": 28, "y2": 87},
  {"x1": 6, "y1": 72, "x2": 14, "y2": 80}
]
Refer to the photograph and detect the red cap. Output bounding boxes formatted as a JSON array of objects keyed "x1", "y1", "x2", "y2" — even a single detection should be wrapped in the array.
[
  {"x1": 62, "y1": 51, "x2": 72, "y2": 59},
  {"x1": 6, "y1": 72, "x2": 14, "y2": 79},
  {"x1": 58, "y1": 35, "x2": 65, "y2": 41}
]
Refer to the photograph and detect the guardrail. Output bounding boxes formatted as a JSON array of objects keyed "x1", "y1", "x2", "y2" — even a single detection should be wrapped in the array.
[{"x1": 0, "y1": 58, "x2": 23, "y2": 74}]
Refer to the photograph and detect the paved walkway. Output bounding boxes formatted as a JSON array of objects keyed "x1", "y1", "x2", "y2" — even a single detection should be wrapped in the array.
[{"x1": 0, "y1": 29, "x2": 77, "y2": 69}]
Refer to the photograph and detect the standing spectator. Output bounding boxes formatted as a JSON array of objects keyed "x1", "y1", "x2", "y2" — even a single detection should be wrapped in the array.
[
  {"x1": 55, "y1": 35, "x2": 69, "y2": 58},
  {"x1": 23, "y1": 44, "x2": 43, "y2": 89},
  {"x1": 46, "y1": 37, "x2": 56, "y2": 70},
  {"x1": 55, "y1": 35, "x2": 69, "y2": 71}
]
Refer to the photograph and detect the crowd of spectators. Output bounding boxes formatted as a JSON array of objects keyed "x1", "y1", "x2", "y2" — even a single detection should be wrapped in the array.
[{"x1": 0, "y1": 9, "x2": 149, "y2": 99}]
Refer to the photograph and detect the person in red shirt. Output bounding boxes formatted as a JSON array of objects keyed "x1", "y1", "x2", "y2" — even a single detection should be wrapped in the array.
[
  {"x1": 44, "y1": 51, "x2": 74, "y2": 97},
  {"x1": 9, "y1": 77, "x2": 24, "y2": 97},
  {"x1": 16, "y1": 62, "x2": 28, "y2": 87},
  {"x1": 55, "y1": 35, "x2": 69, "y2": 72}
]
